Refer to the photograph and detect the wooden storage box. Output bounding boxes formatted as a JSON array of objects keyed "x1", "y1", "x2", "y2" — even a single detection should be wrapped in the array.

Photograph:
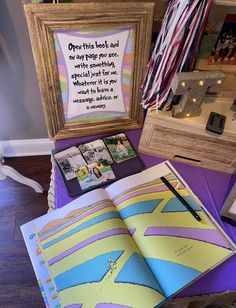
[{"x1": 139, "y1": 95, "x2": 236, "y2": 174}]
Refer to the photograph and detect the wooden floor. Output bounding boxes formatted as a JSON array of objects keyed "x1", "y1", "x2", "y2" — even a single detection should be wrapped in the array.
[{"x1": 0, "y1": 156, "x2": 51, "y2": 308}]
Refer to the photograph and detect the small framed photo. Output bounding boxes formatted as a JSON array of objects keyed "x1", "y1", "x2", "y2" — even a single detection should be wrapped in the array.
[
  {"x1": 77, "y1": 162, "x2": 116, "y2": 191},
  {"x1": 195, "y1": 1, "x2": 236, "y2": 71},
  {"x1": 221, "y1": 182, "x2": 236, "y2": 225},
  {"x1": 103, "y1": 133, "x2": 137, "y2": 163},
  {"x1": 208, "y1": 14, "x2": 236, "y2": 65},
  {"x1": 194, "y1": 1, "x2": 236, "y2": 101},
  {"x1": 54, "y1": 146, "x2": 87, "y2": 180},
  {"x1": 79, "y1": 139, "x2": 113, "y2": 165}
]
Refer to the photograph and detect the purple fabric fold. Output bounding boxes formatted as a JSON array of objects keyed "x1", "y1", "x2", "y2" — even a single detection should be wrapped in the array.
[{"x1": 144, "y1": 226, "x2": 231, "y2": 249}]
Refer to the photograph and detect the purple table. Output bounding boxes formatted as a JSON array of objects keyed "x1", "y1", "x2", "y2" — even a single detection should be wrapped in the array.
[{"x1": 55, "y1": 129, "x2": 236, "y2": 298}]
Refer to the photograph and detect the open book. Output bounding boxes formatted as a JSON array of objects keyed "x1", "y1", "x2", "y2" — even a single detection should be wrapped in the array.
[{"x1": 21, "y1": 161, "x2": 235, "y2": 308}]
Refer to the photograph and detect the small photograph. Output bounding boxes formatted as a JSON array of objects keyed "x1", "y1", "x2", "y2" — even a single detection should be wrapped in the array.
[
  {"x1": 79, "y1": 139, "x2": 113, "y2": 165},
  {"x1": 103, "y1": 133, "x2": 137, "y2": 163},
  {"x1": 208, "y1": 14, "x2": 236, "y2": 65},
  {"x1": 77, "y1": 162, "x2": 116, "y2": 191},
  {"x1": 54, "y1": 146, "x2": 87, "y2": 180}
]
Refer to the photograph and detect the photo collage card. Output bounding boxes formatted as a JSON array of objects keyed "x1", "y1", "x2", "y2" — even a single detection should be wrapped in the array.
[{"x1": 54, "y1": 133, "x2": 138, "y2": 192}]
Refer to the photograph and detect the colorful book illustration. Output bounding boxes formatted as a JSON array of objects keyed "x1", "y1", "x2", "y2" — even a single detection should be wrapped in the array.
[{"x1": 21, "y1": 161, "x2": 236, "y2": 308}]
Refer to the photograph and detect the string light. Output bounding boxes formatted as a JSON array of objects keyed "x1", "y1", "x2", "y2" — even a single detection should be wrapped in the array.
[
  {"x1": 217, "y1": 79, "x2": 222, "y2": 85},
  {"x1": 192, "y1": 98, "x2": 197, "y2": 103},
  {"x1": 186, "y1": 113, "x2": 190, "y2": 117},
  {"x1": 199, "y1": 80, "x2": 204, "y2": 86},
  {"x1": 181, "y1": 82, "x2": 186, "y2": 87}
]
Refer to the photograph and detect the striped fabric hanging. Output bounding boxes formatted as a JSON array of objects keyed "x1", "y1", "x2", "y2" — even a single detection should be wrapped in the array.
[{"x1": 141, "y1": 0, "x2": 213, "y2": 110}]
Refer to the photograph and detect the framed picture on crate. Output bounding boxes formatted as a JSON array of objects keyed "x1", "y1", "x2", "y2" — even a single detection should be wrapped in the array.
[
  {"x1": 221, "y1": 182, "x2": 236, "y2": 226},
  {"x1": 195, "y1": 0, "x2": 236, "y2": 94},
  {"x1": 23, "y1": 2, "x2": 154, "y2": 139}
]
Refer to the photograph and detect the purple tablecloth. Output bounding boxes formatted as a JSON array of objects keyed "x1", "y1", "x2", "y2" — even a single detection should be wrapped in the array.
[{"x1": 55, "y1": 129, "x2": 236, "y2": 298}]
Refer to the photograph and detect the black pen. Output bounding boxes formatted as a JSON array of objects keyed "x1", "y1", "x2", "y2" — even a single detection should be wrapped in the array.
[{"x1": 160, "y1": 176, "x2": 201, "y2": 222}]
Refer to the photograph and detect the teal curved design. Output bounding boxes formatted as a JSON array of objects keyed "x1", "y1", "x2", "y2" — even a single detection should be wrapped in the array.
[
  {"x1": 115, "y1": 252, "x2": 164, "y2": 294},
  {"x1": 54, "y1": 250, "x2": 124, "y2": 291},
  {"x1": 119, "y1": 199, "x2": 163, "y2": 220},
  {"x1": 145, "y1": 258, "x2": 201, "y2": 297},
  {"x1": 161, "y1": 196, "x2": 200, "y2": 213}
]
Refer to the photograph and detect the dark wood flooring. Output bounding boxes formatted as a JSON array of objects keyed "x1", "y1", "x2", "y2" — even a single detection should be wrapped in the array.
[{"x1": 0, "y1": 156, "x2": 51, "y2": 308}]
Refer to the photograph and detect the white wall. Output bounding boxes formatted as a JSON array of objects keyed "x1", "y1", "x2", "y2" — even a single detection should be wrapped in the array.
[{"x1": 0, "y1": 0, "x2": 49, "y2": 140}]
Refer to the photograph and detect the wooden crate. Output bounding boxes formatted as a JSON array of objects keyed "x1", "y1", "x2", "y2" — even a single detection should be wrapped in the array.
[{"x1": 139, "y1": 94, "x2": 236, "y2": 174}]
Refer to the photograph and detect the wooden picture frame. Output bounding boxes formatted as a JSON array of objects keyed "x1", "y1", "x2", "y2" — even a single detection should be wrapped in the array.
[
  {"x1": 221, "y1": 182, "x2": 236, "y2": 225},
  {"x1": 23, "y1": 2, "x2": 154, "y2": 139}
]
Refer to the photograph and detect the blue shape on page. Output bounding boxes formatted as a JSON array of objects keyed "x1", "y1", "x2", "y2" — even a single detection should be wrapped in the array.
[
  {"x1": 54, "y1": 250, "x2": 124, "y2": 291},
  {"x1": 161, "y1": 196, "x2": 200, "y2": 213},
  {"x1": 145, "y1": 258, "x2": 201, "y2": 297},
  {"x1": 115, "y1": 252, "x2": 164, "y2": 295},
  {"x1": 119, "y1": 200, "x2": 162, "y2": 220}
]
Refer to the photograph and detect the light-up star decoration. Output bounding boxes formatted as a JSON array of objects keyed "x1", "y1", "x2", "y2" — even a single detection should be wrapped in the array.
[{"x1": 171, "y1": 71, "x2": 225, "y2": 118}]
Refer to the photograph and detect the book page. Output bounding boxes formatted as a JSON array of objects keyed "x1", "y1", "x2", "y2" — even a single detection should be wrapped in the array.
[
  {"x1": 21, "y1": 188, "x2": 165, "y2": 308},
  {"x1": 106, "y1": 162, "x2": 235, "y2": 298}
]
